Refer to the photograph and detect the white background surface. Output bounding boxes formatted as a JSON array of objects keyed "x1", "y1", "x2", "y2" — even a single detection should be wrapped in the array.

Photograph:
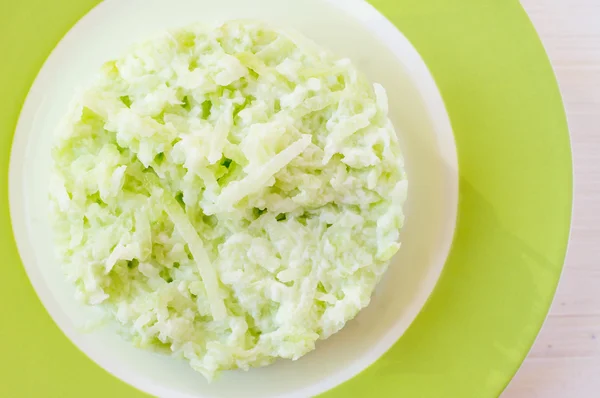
[{"x1": 504, "y1": 1, "x2": 600, "y2": 397}]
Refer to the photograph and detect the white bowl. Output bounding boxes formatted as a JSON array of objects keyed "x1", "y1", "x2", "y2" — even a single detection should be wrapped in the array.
[{"x1": 9, "y1": 0, "x2": 458, "y2": 397}]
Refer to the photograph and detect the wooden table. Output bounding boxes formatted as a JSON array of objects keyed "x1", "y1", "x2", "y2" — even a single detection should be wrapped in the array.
[{"x1": 503, "y1": 1, "x2": 600, "y2": 397}]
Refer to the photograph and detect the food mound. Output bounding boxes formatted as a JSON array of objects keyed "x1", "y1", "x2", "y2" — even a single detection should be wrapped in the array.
[{"x1": 49, "y1": 21, "x2": 407, "y2": 380}]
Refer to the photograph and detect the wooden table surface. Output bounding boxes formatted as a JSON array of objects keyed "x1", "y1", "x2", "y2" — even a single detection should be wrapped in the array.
[{"x1": 503, "y1": 1, "x2": 600, "y2": 397}]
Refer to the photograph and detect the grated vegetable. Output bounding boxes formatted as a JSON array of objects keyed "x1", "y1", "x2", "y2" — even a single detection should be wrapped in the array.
[{"x1": 49, "y1": 20, "x2": 407, "y2": 380}]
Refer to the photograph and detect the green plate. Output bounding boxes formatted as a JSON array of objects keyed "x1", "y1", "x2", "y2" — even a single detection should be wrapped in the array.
[{"x1": 0, "y1": 0, "x2": 571, "y2": 397}]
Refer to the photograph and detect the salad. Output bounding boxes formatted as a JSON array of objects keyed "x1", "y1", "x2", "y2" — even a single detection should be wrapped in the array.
[{"x1": 49, "y1": 20, "x2": 407, "y2": 380}]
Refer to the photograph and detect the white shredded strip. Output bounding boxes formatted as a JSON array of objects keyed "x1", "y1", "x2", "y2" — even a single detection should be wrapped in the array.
[
  {"x1": 215, "y1": 134, "x2": 312, "y2": 211},
  {"x1": 160, "y1": 188, "x2": 227, "y2": 321}
]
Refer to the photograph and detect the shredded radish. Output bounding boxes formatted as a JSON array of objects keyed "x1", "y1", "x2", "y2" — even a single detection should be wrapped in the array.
[{"x1": 49, "y1": 20, "x2": 407, "y2": 380}]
